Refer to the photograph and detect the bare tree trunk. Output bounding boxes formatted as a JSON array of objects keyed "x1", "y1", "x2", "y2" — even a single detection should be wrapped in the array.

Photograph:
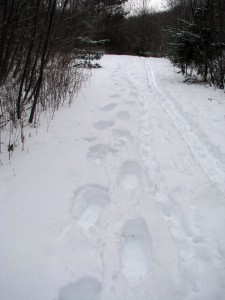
[
  {"x1": 29, "y1": 0, "x2": 57, "y2": 124},
  {"x1": 16, "y1": 0, "x2": 40, "y2": 119}
]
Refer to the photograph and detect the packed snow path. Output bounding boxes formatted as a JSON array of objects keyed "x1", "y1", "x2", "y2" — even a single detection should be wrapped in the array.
[{"x1": 1, "y1": 55, "x2": 225, "y2": 300}]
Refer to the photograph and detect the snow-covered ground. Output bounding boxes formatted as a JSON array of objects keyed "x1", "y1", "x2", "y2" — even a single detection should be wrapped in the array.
[{"x1": 1, "y1": 55, "x2": 225, "y2": 300}]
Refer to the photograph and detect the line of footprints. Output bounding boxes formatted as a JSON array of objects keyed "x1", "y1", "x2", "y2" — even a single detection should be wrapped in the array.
[
  {"x1": 59, "y1": 186, "x2": 151, "y2": 300},
  {"x1": 58, "y1": 100, "x2": 152, "y2": 300},
  {"x1": 58, "y1": 184, "x2": 151, "y2": 300}
]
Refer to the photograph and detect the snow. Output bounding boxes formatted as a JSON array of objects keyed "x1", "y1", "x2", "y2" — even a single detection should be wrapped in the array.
[{"x1": 0, "y1": 55, "x2": 225, "y2": 300}]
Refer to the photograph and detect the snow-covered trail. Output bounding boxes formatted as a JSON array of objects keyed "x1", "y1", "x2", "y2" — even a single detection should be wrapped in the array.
[{"x1": 1, "y1": 55, "x2": 225, "y2": 300}]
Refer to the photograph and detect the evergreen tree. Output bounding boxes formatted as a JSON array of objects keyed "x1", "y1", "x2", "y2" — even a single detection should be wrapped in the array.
[{"x1": 166, "y1": 0, "x2": 225, "y2": 88}]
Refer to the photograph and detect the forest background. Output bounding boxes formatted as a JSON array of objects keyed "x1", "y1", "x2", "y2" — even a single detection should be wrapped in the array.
[{"x1": 0, "y1": 0, "x2": 224, "y2": 153}]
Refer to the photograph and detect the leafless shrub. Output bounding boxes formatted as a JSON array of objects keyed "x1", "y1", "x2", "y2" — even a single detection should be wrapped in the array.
[{"x1": 0, "y1": 0, "x2": 90, "y2": 154}]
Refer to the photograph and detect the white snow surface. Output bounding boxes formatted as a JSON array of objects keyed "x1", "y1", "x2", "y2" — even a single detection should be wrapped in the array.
[{"x1": 1, "y1": 55, "x2": 225, "y2": 300}]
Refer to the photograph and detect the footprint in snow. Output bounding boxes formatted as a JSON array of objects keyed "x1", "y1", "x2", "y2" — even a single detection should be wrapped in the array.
[
  {"x1": 93, "y1": 120, "x2": 114, "y2": 130},
  {"x1": 101, "y1": 103, "x2": 118, "y2": 112},
  {"x1": 121, "y1": 218, "x2": 152, "y2": 278},
  {"x1": 88, "y1": 143, "x2": 118, "y2": 162},
  {"x1": 154, "y1": 193, "x2": 202, "y2": 292},
  {"x1": 71, "y1": 184, "x2": 110, "y2": 230},
  {"x1": 154, "y1": 193, "x2": 171, "y2": 218},
  {"x1": 119, "y1": 160, "x2": 142, "y2": 191},
  {"x1": 58, "y1": 277, "x2": 101, "y2": 300},
  {"x1": 110, "y1": 94, "x2": 120, "y2": 99},
  {"x1": 113, "y1": 128, "x2": 130, "y2": 138},
  {"x1": 117, "y1": 111, "x2": 130, "y2": 121},
  {"x1": 83, "y1": 136, "x2": 97, "y2": 142},
  {"x1": 125, "y1": 99, "x2": 135, "y2": 105},
  {"x1": 129, "y1": 91, "x2": 138, "y2": 97}
]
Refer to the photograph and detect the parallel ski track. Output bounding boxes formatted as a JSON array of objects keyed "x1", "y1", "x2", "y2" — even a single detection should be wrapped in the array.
[{"x1": 145, "y1": 60, "x2": 225, "y2": 196}]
